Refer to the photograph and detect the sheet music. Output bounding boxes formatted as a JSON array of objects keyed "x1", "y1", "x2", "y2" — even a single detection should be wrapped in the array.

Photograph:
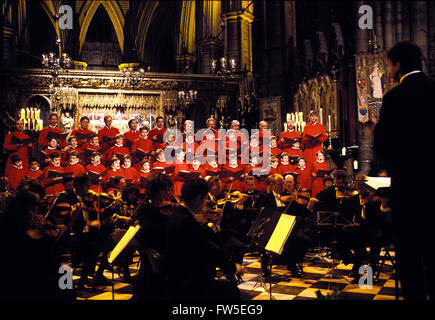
[
  {"x1": 108, "y1": 223, "x2": 141, "y2": 264},
  {"x1": 265, "y1": 214, "x2": 296, "y2": 255},
  {"x1": 363, "y1": 176, "x2": 391, "y2": 190}
]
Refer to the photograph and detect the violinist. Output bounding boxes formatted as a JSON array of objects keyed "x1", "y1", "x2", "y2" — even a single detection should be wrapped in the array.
[
  {"x1": 166, "y1": 177, "x2": 241, "y2": 300},
  {"x1": 307, "y1": 169, "x2": 362, "y2": 277},
  {"x1": 133, "y1": 172, "x2": 174, "y2": 300}
]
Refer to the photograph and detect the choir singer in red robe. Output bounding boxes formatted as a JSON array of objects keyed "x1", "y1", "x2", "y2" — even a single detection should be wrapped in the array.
[{"x1": 302, "y1": 110, "x2": 328, "y2": 169}]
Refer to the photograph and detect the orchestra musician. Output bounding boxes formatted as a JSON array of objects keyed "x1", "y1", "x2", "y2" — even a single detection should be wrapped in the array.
[{"x1": 166, "y1": 177, "x2": 241, "y2": 300}]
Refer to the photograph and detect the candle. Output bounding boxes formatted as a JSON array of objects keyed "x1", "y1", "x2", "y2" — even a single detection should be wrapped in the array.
[
  {"x1": 341, "y1": 147, "x2": 346, "y2": 156},
  {"x1": 36, "y1": 109, "x2": 40, "y2": 120},
  {"x1": 319, "y1": 108, "x2": 323, "y2": 124},
  {"x1": 301, "y1": 121, "x2": 306, "y2": 132},
  {"x1": 328, "y1": 115, "x2": 331, "y2": 132},
  {"x1": 286, "y1": 113, "x2": 290, "y2": 122},
  {"x1": 39, "y1": 119, "x2": 43, "y2": 131},
  {"x1": 353, "y1": 160, "x2": 359, "y2": 170},
  {"x1": 284, "y1": 123, "x2": 288, "y2": 132},
  {"x1": 20, "y1": 109, "x2": 25, "y2": 120},
  {"x1": 149, "y1": 114, "x2": 152, "y2": 129}
]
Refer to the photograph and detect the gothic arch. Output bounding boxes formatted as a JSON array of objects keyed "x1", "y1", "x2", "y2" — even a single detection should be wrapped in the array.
[
  {"x1": 177, "y1": 0, "x2": 196, "y2": 55},
  {"x1": 78, "y1": 0, "x2": 125, "y2": 55},
  {"x1": 135, "y1": 0, "x2": 160, "y2": 61}
]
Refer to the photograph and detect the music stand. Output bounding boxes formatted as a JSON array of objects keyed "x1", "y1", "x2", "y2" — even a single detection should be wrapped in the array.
[
  {"x1": 248, "y1": 207, "x2": 297, "y2": 300},
  {"x1": 316, "y1": 211, "x2": 359, "y2": 281}
]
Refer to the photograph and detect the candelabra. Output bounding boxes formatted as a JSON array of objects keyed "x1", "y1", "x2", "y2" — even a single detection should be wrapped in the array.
[
  {"x1": 211, "y1": 57, "x2": 237, "y2": 78},
  {"x1": 41, "y1": 38, "x2": 72, "y2": 78},
  {"x1": 122, "y1": 66, "x2": 146, "y2": 87},
  {"x1": 178, "y1": 89, "x2": 197, "y2": 107},
  {"x1": 19, "y1": 107, "x2": 43, "y2": 131}
]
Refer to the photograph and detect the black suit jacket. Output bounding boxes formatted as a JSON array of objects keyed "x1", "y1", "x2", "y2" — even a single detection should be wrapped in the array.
[
  {"x1": 374, "y1": 72, "x2": 435, "y2": 221},
  {"x1": 166, "y1": 204, "x2": 235, "y2": 292}
]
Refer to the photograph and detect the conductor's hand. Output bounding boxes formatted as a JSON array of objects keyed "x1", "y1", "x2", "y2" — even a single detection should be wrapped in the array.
[{"x1": 234, "y1": 263, "x2": 245, "y2": 276}]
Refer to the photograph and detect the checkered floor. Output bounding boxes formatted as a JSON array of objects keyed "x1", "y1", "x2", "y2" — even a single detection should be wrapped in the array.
[{"x1": 73, "y1": 248, "x2": 401, "y2": 301}]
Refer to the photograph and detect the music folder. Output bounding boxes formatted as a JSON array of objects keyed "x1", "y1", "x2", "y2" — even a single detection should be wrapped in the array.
[
  {"x1": 75, "y1": 132, "x2": 93, "y2": 142},
  {"x1": 46, "y1": 131, "x2": 68, "y2": 142},
  {"x1": 135, "y1": 148, "x2": 153, "y2": 159},
  {"x1": 178, "y1": 170, "x2": 201, "y2": 179},
  {"x1": 362, "y1": 176, "x2": 391, "y2": 193},
  {"x1": 11, "y1": 135, "x2": 32, "y2": 145}
]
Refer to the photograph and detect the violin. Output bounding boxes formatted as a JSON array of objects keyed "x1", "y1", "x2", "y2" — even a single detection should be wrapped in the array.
[{"x1": 280, "y1": 190, "x2": 311, "y2": 206}]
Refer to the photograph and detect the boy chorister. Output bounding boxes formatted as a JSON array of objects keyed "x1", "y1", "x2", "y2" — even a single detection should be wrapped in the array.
[
  {"x1": 42, "y1": 151, "x2": 65, "y2": 197},
  {"x1": 86, "y1": 152, "x2": 106, "y2": 193},
  {"x1": 64, "y1": 151, "x2": 85, "y2": 177},
  {"x1": 6, "y1": 154, "x2": 27, "y2": 192}
]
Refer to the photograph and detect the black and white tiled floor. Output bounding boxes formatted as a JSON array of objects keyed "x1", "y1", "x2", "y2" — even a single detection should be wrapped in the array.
[{"x1": 73, "y1": 248, "x2": 402, "y2": 301}]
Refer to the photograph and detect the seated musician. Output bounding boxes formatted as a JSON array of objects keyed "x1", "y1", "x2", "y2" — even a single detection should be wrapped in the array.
[
  {"x1": 311, "y1": 150, "x2": 330, "y2": 197},
  {"x1": 85, "y1": 152, "x2": 106, "y2": 193},
  {"x1": 133, "y1": 172, "x2": 174, "y2": 300},
  {"x1": 64, "y1": 151, "x2": 85, "y2": 177},
  {"x1": 307, "y1": 169, "x2": 362, "y2": 276},
  {"x1": 121, "y1": 154, "x2": 139, "y2": 185},
  {"x1": 166, "y1": 178, "x2": 241, "y2": 300},
  {"x1": 255, "y1": 174, "x2": 312, "y2": 277},
  {"x1": 354, "y1": 175, "x2": 393, "y2": 274}
]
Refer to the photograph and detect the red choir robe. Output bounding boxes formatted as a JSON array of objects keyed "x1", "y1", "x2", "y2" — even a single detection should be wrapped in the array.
[
  {"x1": 138, "y1": 169, "x2": 151, "y2": 194},
  {"x1": 86, "y1": 163, "x2": 106, "y2": 193},
  {"x1": 64, "y1": 162, "x2": 85, "y2": 177},
  {"x1": 278, "y1": 130, "x2": 302, "y2": 153},
  {"x1": 252, "y1": 130, "x2": 272, "y2": 146},
  {"x1": 98, "y1": 126, "x2": 120, "y2": 150},
  {"x1": 62, "y1": 146, "x2": 81, "y2": 166},
  {"x1": 268, "y1": 165, "x2": 280, "y2": 176},
  {"x1": 197, "y1": 139, "x2": 219, "y2": 160},
  {"x1": 7, "y1": 165, "x2": 27, "y2": 191},
  {"x1": 173, "y1": 162, "x2": 191, "y2": 196},
  {"x1": 124, "y1": 130, "x2": 140, "y2": 151},
  {"x1": 38, "y1": 125, "x2": 67, "y2": 149},
  {"x1": 295, "y1": 165, "x2": 312, "y2": 192},
  {"x1": 189, "y1": 164, "x2": 206, "y2": 179},
  {"x1": 27, "y1": 167, "x2": 43, "y2": 181},
  {"x1": 310, "y1": 160, "x2": 331, "y2": 198},
  {"x1": 122, "y1": 165, "x2": 139, "y2": 184},
  {"x1": 245, "y1": 163, "x2": 267, "y2": 191},
  {"x1": 302, "y1": 122, "x2": 328, "y2": 169},
  {"x1": 42, "y1": 163, "x2": 65, "y2": 196},
  {"x1": 40, "y1": 147, "x2": 62, "y2": 167},
  {"x1": 148, "y1": 127, "x2": 167, "y2": 150},
  {"x1": 105, "y1": 144, "x2": 130, "y2": 164},
  {"x1": 270, "y1": 146, "x2": 282, "y2": 158},
  {"x1": 3, "y1": 131, "x2": 32, "y2": 175},
  {"x1": 104, "y1": 167, "x2": 124, "y2": 192},
  {"x1": 279, "y1": 162, "x2": 297, "y2": 177},
  {"x1": 222, "y1": 162, "x2": 245, "y2": 192},
  {"x1": 203, "y1": 162, "x2": 222, "y2": 177},
  {"x1": 223, "y1": 138, "x2": 243, "y2": 162},
  {"x1": 183, "y1": 141, "x2": 199, "y2": 162},
  {"x1": 71, "y1": 127, "x2": 95, "y2": 147},
  {"x1": 287, "y1": 148, "x2": 304, "y2": 165},
  {"x1": 132, "y1": 137, "x2": 154, "y2": 163},
  {"x1": 80, "y1": 142, "x2": 103, "y2": 165}
]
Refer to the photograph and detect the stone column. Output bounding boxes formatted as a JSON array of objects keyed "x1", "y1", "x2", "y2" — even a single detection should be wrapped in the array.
[
  {"x1": 395, "y1": 1, "x2": 404, "y2": 42},
  {"x1": 198, "y1": 38, "x2": 223, "y2": 74},
  {"x1": 383, "y1": 1, "x2": 395, "y2": 51},
  {"x1": 222, "y1": 8, "x2": 254, "y2": 74},
  {"x1": 174, "y1": 54, "x2": 197, "y2": 73},
  {"x1": 375, "y1": 1, "x2": 384, "y2": 50},
  {"x1": 355, "y1": 1, "x2": 374, "y2": 175},
  {"x1": 2, "y1": 24, "x2": 17, "y2": 67},
  {"x1": 429, "y1": 1, "x2": 435, "y2": 79},
  {"x1": 411, "y1": 1, "x2": 429, "y2": 74}
]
